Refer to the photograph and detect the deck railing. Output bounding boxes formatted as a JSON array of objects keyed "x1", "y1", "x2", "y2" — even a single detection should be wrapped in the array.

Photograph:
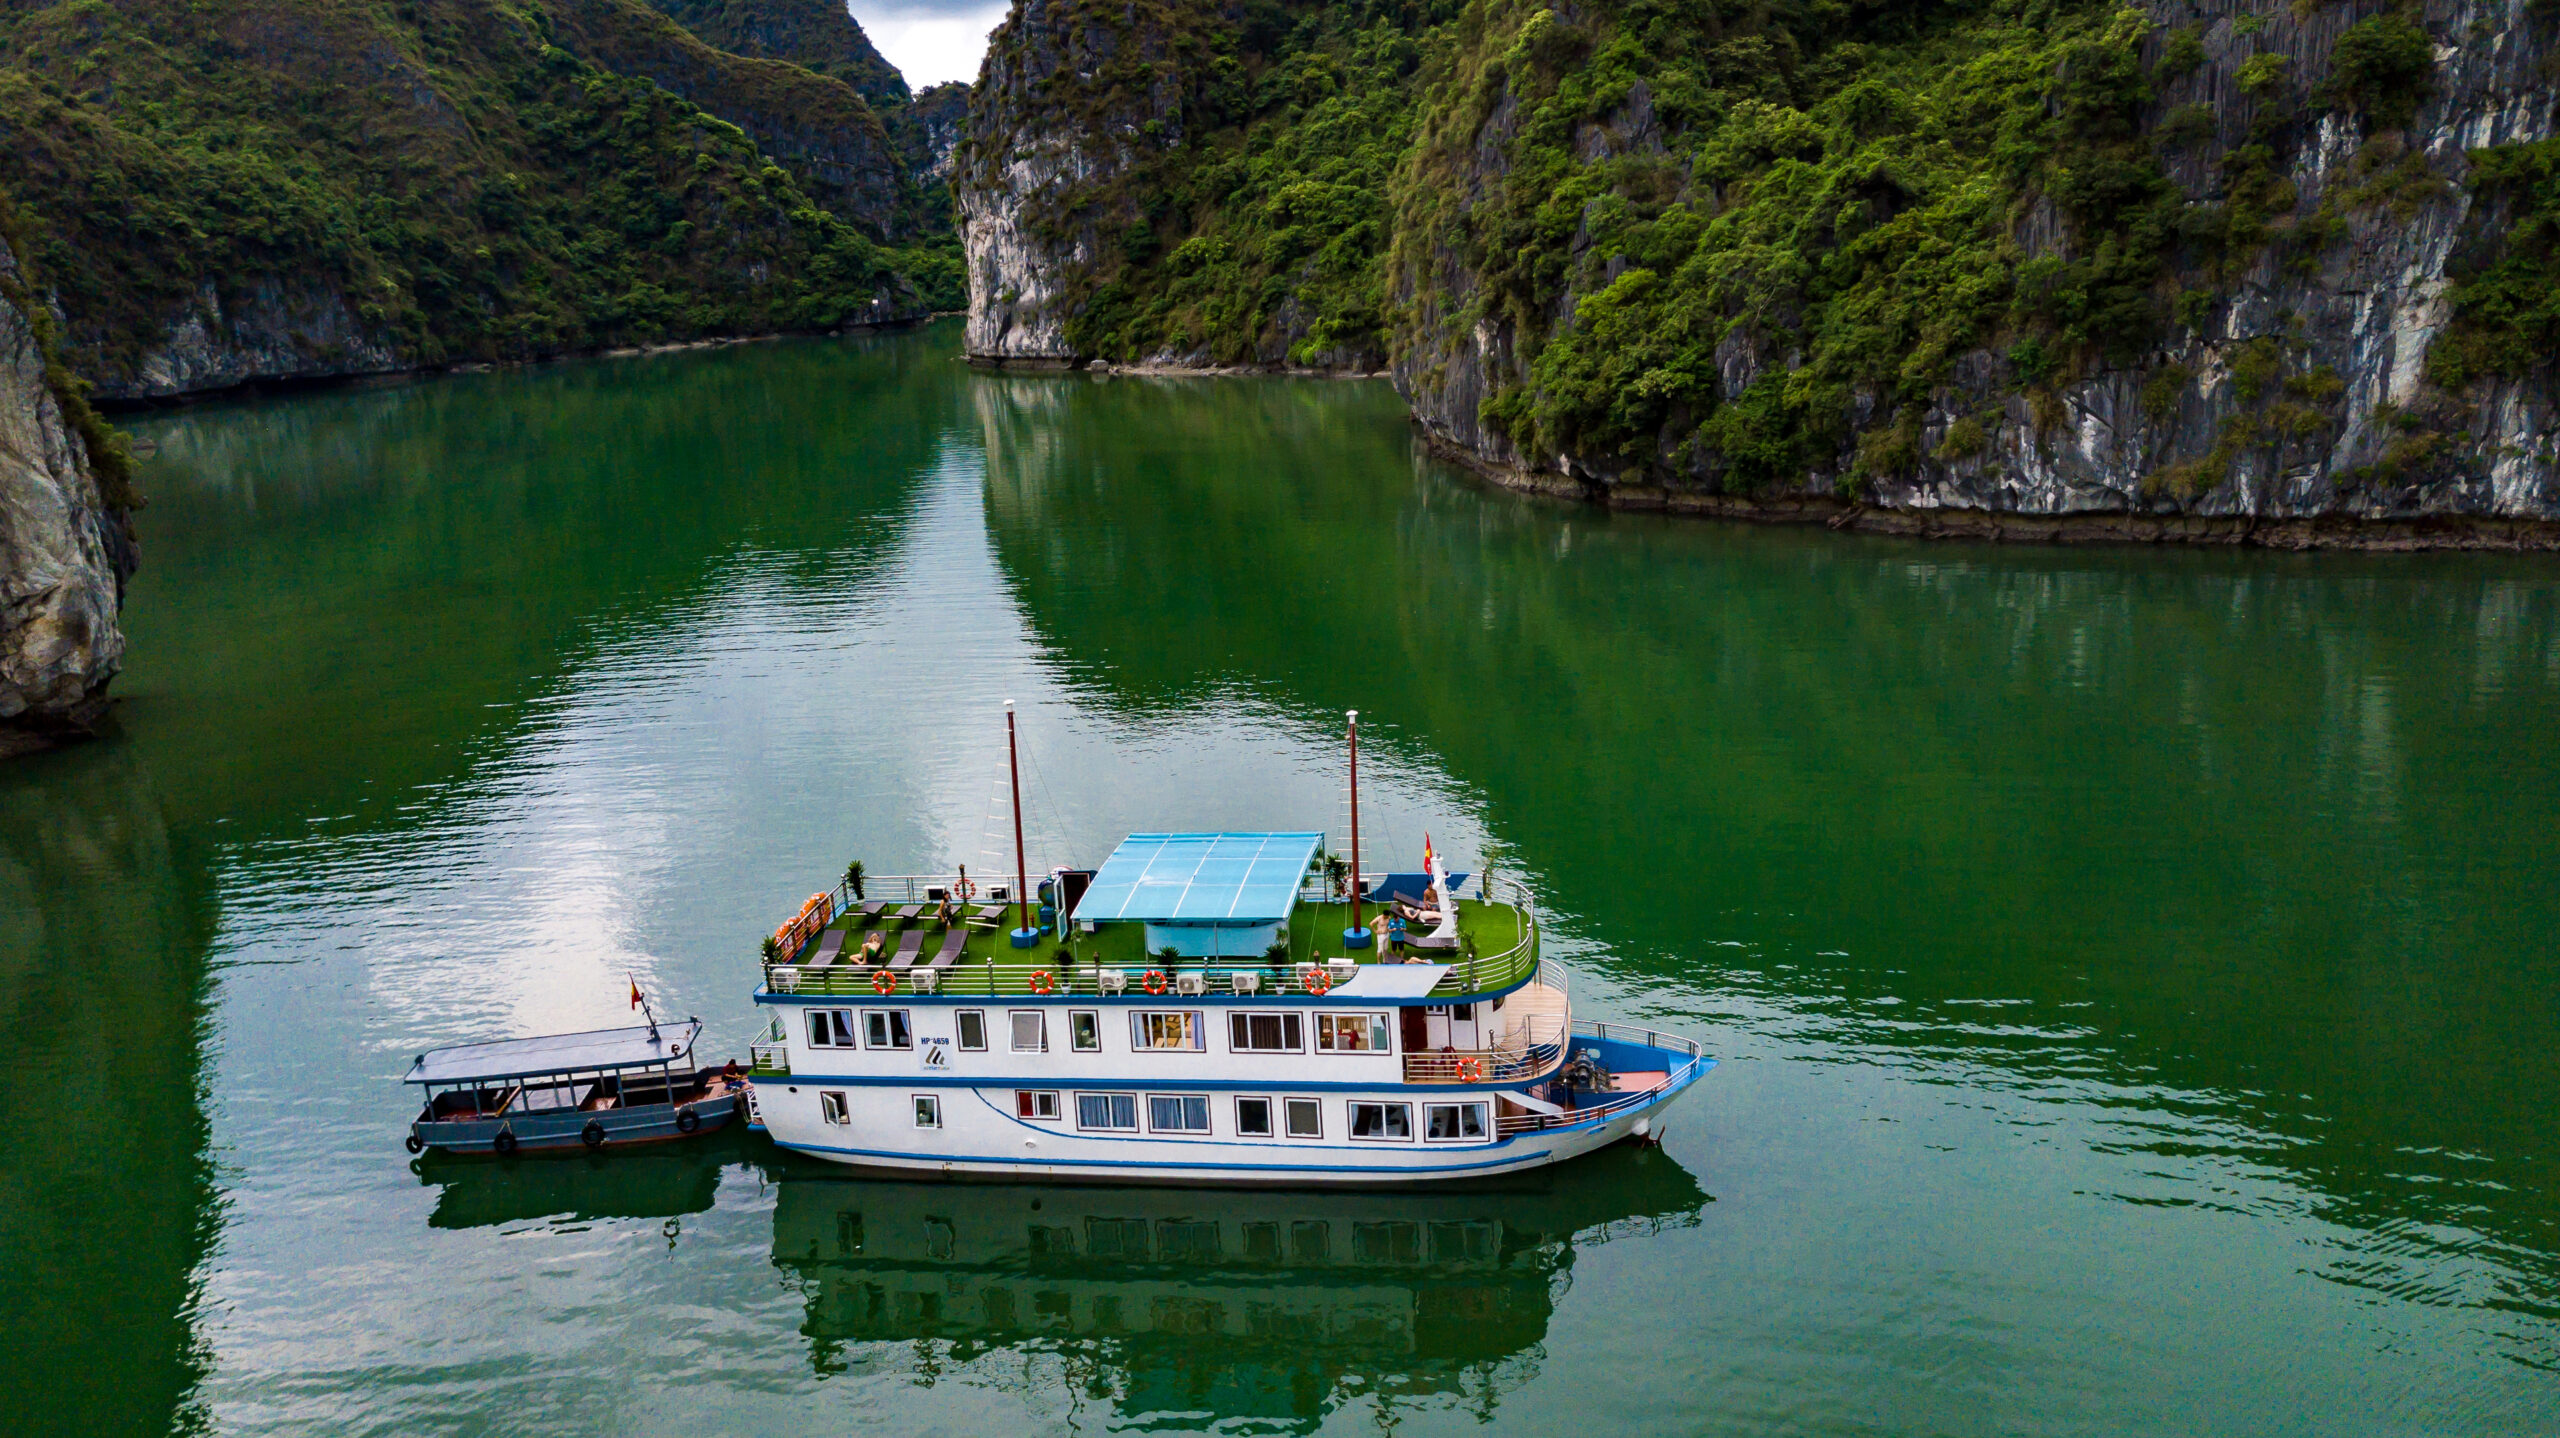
[
  {"x1": 1492, "y1": 1019, "x2": 1710, "y2": 1135},
  {"x1": 1401, "y1": 1014, "x2": 1566, "y2": 1084},
  {"x1": 748, "y1": 1041, "x2": 789, "y2": 1076},
  {"x1": 764, "y1": 957, "x2": 1378, "y2": 999},
  {"x1": 761, "y1": 893, "x2": 1542, "y2": 1002}
]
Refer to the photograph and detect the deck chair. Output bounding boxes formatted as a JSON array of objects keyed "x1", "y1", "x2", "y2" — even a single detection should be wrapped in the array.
[
  {"x1": 887, "y1": 928, "x2": 929, "y2": 970},
  {"x1": 926, "y1": 928, "x2": 969, "y2": 969},
  {"x1": 806, "y1": 927, "x2": 849, "y2": 967},
  {"x1": 857, "y1": 900, "x2": 889, "y2": 921},
  {"x1": 967, "y1": 904, "x2": 1006, "y2": 927},
  {"x1": 891, "y1": 903, "x2": 925, "y2": 923}
]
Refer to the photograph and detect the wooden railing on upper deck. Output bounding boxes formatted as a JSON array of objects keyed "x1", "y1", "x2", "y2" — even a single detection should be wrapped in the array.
[{"x1": 1400, "y1": 1014, "x2": 1566, "y2": 1084}]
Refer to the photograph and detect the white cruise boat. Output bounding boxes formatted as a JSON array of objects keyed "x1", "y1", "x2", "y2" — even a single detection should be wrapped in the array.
[{"x1": 743, "y1": 712, "x2": 1712, "y2": 1186}]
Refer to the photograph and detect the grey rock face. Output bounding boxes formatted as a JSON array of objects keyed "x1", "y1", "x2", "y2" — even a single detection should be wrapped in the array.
[
  {"x1": 109, "y1": 277, "x2": 400, "y2": 401},
  {"x1": 957, "y1": 0, "x2": 1195, "y2": 364},
  {"x1": 0, "y1": 252, "x2": 131, "y2": 747}
]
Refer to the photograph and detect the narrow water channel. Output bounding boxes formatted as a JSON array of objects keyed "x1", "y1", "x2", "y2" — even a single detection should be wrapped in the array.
[{"x1": 4, "y1": 317, "x2": 2554, "y2": 1435}]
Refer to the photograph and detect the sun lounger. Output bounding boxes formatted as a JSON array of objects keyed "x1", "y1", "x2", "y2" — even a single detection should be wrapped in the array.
[
  {"x1": 927, "y1": 928, "x2": 968, "y2": 969},
  {"x1": 966, "y1": 904, "x2": 1006, "y2": 926},
  {"x1": 891, "y1": 904, "x2": 925, "y2": 923},
  {"x1": 887, "y1": 928, "x2": 929, "y2": 970},
  {"x1": 857, "y1": 900, "x2": 889, "y2": 920},
  {"x1": 807, "y1": 928, "x2": 848, "y2": 967}
]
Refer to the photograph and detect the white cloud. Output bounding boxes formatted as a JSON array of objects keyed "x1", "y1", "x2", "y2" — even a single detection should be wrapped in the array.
[{"x1": 846, "y1": 0, "x2": 1010, "y2": 90}]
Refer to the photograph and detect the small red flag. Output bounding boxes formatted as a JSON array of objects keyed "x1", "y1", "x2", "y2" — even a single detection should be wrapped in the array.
[{"x1": 630, "y1": 979, "x2": 644, "y2": 1010}]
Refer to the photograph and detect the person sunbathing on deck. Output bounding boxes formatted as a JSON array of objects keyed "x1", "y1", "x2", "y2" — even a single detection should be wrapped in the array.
[{"x1": 861, "y1": 931, "x2": 886, "y2": 965}]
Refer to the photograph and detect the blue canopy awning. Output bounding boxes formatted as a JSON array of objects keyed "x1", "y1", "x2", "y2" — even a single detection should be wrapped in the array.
[{"x1": 1074, "y1": 831, "x2": 1324, "y2": 925}]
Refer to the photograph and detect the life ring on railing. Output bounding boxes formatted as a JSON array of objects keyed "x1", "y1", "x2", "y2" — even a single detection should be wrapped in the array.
[
  {"x1": 1028, "y1": 969, "x2": 1056, "y2": 994},
  {"x1": 1142, "y1": 969, "x2": 1169, "y2": 995},
  {"x1": 1455, "y1": 1057, "x2": 1486, "y2": 1082},
  {"x1": 1302, "y1": 966, "x2": 1332, "y2": 996},
  {"x1": 871, "y1": 967, "x2": 899, "y2": 994}
]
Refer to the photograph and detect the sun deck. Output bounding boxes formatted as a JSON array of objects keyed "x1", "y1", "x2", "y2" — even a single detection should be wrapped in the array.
[{"x1": 758, "y1": 890, "x2": 1537, "y2": 1004}]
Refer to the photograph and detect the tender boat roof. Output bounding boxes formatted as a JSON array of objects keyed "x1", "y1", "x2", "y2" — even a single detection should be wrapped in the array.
[
  {"x1": 1077, "y1": 831, "x2": 1325, "y2": 924},
  {"x1": 403, "y1": 1020, "x2": 704, "y2": 1085}
]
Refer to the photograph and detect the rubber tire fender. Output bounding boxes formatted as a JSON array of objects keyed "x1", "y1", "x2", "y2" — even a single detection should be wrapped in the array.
[
  {"x1": 493, "y1": 1128, "x2": 519, "y2": 1157},
  {"x1": 581, "y1": 1119, "x2": 606, "y2": 1150},
  {"x1": 404, "y1": 1133, "x2": 424, "y2": 1155},
  {"x1": 676, "y1": 1106, "x2": 701, "y2": 1135}
]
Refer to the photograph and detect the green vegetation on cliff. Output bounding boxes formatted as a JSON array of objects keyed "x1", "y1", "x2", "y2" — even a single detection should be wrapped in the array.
[
  {"x1": 969, "y1": 0, "x2": 1454, "y2": 367},
  {"x1": 642, "y1": 0, "x2": 910, "y2": 103},
  {"x1": 0, "y1": 0, "x2": 961, "y2": 390},
  {"x1": 974, "y1": 0, "x2": 2537, "y2": 505}
]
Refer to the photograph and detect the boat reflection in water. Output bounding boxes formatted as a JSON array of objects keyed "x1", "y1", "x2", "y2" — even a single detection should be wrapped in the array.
[
  {"x1": 411, "y1": 1129, "x2": 744, "y2": 1231},
  {"x1": 770, "y1": 1144, "x2": 1708, "y2": 1421}
]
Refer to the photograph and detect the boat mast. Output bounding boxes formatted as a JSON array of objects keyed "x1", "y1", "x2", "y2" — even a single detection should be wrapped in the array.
[
  {"x1": 1007, "y1": 701, "x2": 1035, "y2": 947},
  {"x1": 1346, "y1": 709, "x2": 1363, "y2": 946}
]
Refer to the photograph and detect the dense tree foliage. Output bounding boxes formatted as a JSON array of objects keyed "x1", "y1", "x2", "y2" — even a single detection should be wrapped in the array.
[{"x1": 0, "y1": 0, "x2": 962, "y2": 387}]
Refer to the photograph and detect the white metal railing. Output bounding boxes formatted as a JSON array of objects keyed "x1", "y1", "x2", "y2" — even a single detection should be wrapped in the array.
[
  {"x1": 1401, "y1": 1014, "x2": 1566, "y2": 1083},
  {"x1": 1568, "y1": 1017, "x2": 1702, "y2": 1058},
  {"x1": 749, "y1": 1041, "x2": 789, "y2": 1074},
  {"x1": 1493, "y1": 1019, "x2": 1710, "y2": 1135},
  {"x1": 764, "y1": 958, "x2": 1373, "y2": 999}
]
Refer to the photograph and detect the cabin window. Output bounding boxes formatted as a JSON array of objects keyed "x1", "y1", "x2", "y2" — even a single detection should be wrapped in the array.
[
  {"x1": 1016, "y1": 1090, "x2": 1060, "y2": 1120},
  {"x1": 1011, "y1": 1011, "x2": 1048, "y2": 1053},
  {"x1": 1284, "y1": 1097, "x2": 1323, "y2": 1138},
  {"x1": 807, "y1": 1009, "x2": 856, "y2": 1048},
  {"x1": 1424, "y1": 1102, "x2": 1489, "y2": 1141},
  {"x1": 865, "y1": 1009, "x2": 913, "y2": 1050},
  {"x1": 1228, "y1": 1012, "x2": 1303, "y2": 1053},
  {"x1": 1148, "y1": 1094, "x2": 1211, "y2": 1133},
  {"x1": 1131, "y1": 1011, "x2": 1203, "y2": 1051},
  {"x1": 1235, "y1": 1096, "x2": 1274, "y2": 1137},
  {"x1": 819, "y1": 1091, "x2": 850, "y2": 1125},
  {"x1": 1070, "y1": 1011, "x2": 1101, "y2": 1052},
  {"x1": 956, "y1": 1011, "x2": 987, "y2": 1051},
  {"x1": 1076, "y1": 1092, "x2": 1139, "y2": 1131},
  {"x1": 1349, "y1": 1101, "x2": 1413, "y2": 1141},
  {"x1": 1316, "y1": 1013, "x2": 1393, "y2": 1053},
  {"x1": 913, "y1": 1094, "x2": 942, "y2": 1129}
]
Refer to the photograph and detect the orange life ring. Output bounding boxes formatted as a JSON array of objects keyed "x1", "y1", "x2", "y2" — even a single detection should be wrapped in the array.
[
  {"x1": 871, "y1": 968, "x2": 898, "y2": 995},
  {"x1": 1455, "y1": 1057, "x2": 1486, "y2": 1082},
  {"x1": 1028, "y1": 969, "x2": 1056, "y2": 994},
  {"x1": 1303, "y1": 966, "x2": 1332, "y2": 996},
  {"x1": 1143, "y1": 969, "x2": 1170, "y2": 995}
]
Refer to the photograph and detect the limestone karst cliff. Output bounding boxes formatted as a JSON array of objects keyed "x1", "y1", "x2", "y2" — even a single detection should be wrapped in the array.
[
  {"x1": 0, "y1": 0, "x2": 962, "y2": 399},
  {"x1": 0, "y1": 237, "x2": 134, "y2": 752},
  {"x1": 956, "y1": 0, "x2": 2560, "y2": 542}
]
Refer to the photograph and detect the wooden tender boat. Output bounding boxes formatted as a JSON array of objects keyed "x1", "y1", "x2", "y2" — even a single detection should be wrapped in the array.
[{"x1": 403, "y1": 1020, "x2": 744, "y2": 1156}]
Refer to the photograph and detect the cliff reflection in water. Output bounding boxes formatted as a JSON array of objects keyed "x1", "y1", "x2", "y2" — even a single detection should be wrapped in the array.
[
  {"x1": 971, "y1": 366, "x2": 2560, "y2": 1338},
  {"x1": 772, "y1": 1146, "x2": 1706, "y2": 1423}
]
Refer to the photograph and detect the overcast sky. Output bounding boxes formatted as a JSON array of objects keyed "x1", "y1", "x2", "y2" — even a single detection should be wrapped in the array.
[{"x1": 845, "y1": 0, "x2": 1010, "y2": 90}]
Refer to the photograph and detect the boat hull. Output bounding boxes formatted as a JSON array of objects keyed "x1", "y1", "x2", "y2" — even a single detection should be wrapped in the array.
[
  {"x1": 411, "y1": 1091, "x2": 742, "y2": 1156},
  {"x1": 757, "y1": 1042, "x2": 1708, "y2": 1187}
]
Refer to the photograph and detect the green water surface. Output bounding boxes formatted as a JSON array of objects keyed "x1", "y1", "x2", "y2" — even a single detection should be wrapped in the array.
[{"x1": 4, "y1": 317, "x2": 2556, "y2": 1435}]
